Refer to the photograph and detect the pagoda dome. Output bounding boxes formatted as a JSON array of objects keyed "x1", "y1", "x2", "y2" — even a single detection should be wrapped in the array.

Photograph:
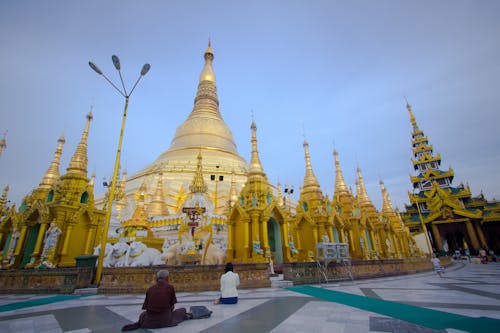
[{"x1": 122, "y1": 43, "x2": 248, "y2": 216}]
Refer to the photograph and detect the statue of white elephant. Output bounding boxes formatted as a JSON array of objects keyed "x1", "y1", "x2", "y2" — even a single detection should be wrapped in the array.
[
  {"x1": 93, "y1": 243, "x2": 113, "y2": 267},
  {"x1": 106, "y1": 241, "x2": 130, "y2": 267},
  {"x1": 127, "y1": 241, "x2": 164, "y2": 267},
  {"x1": 162, "y1": 241, "x2": 183, "y2": 265}
]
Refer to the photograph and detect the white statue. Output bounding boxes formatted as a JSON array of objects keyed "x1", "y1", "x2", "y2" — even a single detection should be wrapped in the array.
[
  {"x1": 40, "y1": 222, "x2": 62, "y2": 267},
  {"x1": 93, "y1": 243, "x2": 113, "y2": 267},
  {"x1": 161, "y1": 240, "x2": 183, "y2": 265},
  {"x1": 203, "y1": 243, "x2": 226, "y2": 265},
  {"x1": 106, "y1": 241, "x2": 129, "y2": 267},
  {"x1": 127, "y1": 241, "x2": 164, "y2": 267}
]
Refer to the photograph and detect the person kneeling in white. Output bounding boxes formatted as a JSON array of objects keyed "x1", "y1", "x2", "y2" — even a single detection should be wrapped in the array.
[{"x1": 214, "y1": 263, "x2": 240, "y2": 304}]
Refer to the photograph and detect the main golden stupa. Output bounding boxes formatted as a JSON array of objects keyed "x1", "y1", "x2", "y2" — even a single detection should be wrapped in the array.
[{"x1": 115, "y1": 42, "x2": 248, "y2": 220}]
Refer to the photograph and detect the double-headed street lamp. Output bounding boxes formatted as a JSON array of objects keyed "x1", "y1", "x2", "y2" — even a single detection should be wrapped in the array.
[{"x1": 89, "y1": 55, "x2": 150, "y2": 285}]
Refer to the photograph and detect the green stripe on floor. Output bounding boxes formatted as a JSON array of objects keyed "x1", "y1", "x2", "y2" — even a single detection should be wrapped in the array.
[
  {"x1": 287, "y1": 285, "x2": 500, "y2": 333},
  {"x1": 0, "y1": 295, "x2": 88, "y2": 312}
]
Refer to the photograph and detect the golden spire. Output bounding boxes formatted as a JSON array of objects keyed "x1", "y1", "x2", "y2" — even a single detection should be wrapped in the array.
[
  {"x1": 249, "y1": 120, "x2": 265, "y2": 175},
  {"x1": 405, "y1": 98, "x2": 419, "y2": 131},
  {"x1": 39, "y1": 135, "x2": 65, "y2": 189},
  {"x1": 277, "y1": 181, "x2": 284, "y2": 206},
  {"x1": 302, "y1": 140, "x2": 321, "y2": 190},
  {"x1": 380, "y1": 180, "x2": 395, "y2": 215},
  {"x1": 0, "y1": 131, "x2": 6, "y2": 158},
  {"x1": 148, "y1": 173, "x2": 169, "y2": 216},
  {"x1": 356, "y1": 167, "x2": 372, "y2": 206},
  {"x1": 189, "y1": 152, "x2": 208, "y2": 193},
  {"x1": 199, "y1": 40, "x2": 215, "y2": 83},
  {"x1": 229, "y1": 169, "x2": 239, "y2": 206},
  {"x1": 66, "y1": 112, "x2": 92, "y2": 176},
  {"x1": 169, "y1": 42, "x2": 238, "y2": 153},
  {"x1": 0, "y1": 185, "x2": 9, "y2": 207},
  {"x1": 89, "y1": 172, "x2": 96, "y2": 187},
  {"x1": 333, "y1": 149, "x2": 350, "y2": 195}
]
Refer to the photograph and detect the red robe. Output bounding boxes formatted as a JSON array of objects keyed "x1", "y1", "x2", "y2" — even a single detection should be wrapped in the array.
[{"x1": 137, "y1": 280, "x2": 187, "y2": 328}]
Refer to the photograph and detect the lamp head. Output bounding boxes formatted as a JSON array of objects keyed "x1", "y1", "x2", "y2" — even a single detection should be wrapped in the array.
[
  {"x1": 112, "y1": 55, "x2": 121, "y2": 70},
  {"x1": 88, "y1": 62, "x2": 103, "y2": 75},
  {"x1": 141, "y1": 63, "x2": 151, "y2": 76}
]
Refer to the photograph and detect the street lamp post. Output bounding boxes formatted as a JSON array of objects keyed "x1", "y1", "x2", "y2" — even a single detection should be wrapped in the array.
[{"x1": 89, "y1": 55, "x2": 150, "y2": 285}]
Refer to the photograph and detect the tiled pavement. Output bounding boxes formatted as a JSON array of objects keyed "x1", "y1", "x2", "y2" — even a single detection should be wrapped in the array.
[{"x1": 0, "y1": 261, "x2": 499, "y2": 333}]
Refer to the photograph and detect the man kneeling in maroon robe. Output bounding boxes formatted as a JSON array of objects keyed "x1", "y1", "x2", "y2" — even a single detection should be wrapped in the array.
[{"x1": 122, "y1": 269, "x2": 191, "y2": 331}]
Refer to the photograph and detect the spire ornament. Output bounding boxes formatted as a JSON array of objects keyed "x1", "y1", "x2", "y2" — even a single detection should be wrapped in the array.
[
  {"x1": 249, "y1": 120, "x2": 265, "y2": 175},
  {"x1": 302, "y1": 140, "x2": 320, "y2": 189},
  {"x1": 189, "y1": 152, "x2": 208, "y2": 193},
  {"x1": 40, "y1": 135, "x2": 66, "y2": 189},
  {"x1": 66, "y1": 112, "x2": 92, "y2": 176}
]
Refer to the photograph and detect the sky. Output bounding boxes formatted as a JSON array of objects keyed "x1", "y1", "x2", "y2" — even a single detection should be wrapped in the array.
[{"x1": 1, "y1": 0, "x2": 499, "y2": 212}]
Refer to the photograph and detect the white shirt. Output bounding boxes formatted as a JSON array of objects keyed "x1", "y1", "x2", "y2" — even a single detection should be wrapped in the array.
[{"x1": 220, "y1": 271, "x2": 240, "y2": 298}]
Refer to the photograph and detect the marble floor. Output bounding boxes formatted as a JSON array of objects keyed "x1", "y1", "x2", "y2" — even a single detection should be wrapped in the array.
[{"x1": 0, "y1": 261, "x2": 499, "y2": 333}]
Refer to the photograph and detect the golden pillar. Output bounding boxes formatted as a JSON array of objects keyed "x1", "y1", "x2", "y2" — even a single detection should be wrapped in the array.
[
  {"x1": 282, "y1": 222, "x2": 289, "y2": 245},
  {"x1": 262, "y1": 218, "x2": 269, "y2": 251},
  {"x1": 369, "y1": 230, "x2": 376, "y2": 253},
  {"x1": 14, "y1": 226, "x2": 28, "y2": 255},
  {"x1": 61, "y1": 225, "x2": 74, "y2": 255},
  {"x1": 338, "y1": 227, "x2": 345, "y2": 243},
  {"x1": 327, "y1": 225, "x2": 334, "y2": 243},
  {"x1": 474, "y1": 222, "x2": 488, "y2": 248},
  {"x1": 32, "y1": 223, "x2": 49, "y2": 256},
  {"x1": 348, "y1": 230, "x2": 355, "y2": 252},
  {"x1": 431, "y1": 223, "x2": 443, "y2": 251},
  {"x1": 313, "y1": 226, "x2": 318, "y2": 244},
  {"x1": 296, "y1": 228, "x2": 302, "y2": 250},
  {"x1": 465, "y1": 220, "x2": 480, "y2": 250},
  {"x1": 361, "y1": 229, "x2": 369, "y2": 259},
  {"x1": 84, "y1": 227, "x2": 95, "y2": 254},
  {"x1": 243, "y1": 219, "x2": 250, "y2": 260},
  {"x1": 226, "y1": 223, "x2": 234, "y2": 261}
]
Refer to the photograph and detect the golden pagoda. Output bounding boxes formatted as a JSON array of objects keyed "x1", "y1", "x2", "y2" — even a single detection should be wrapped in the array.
[
  {"x1": 402, "y1": 101, "x2": 500, "y2": 254},
  {"x1": 0, "y1": 43, "x2": 420, "y2": 271},
  {"x1": 115, "y1": 42, "x2": 248, "y2": 222}
]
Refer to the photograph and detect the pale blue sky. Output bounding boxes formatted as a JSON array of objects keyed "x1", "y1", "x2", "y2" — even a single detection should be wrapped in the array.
[{"x1": 1, "y1": 0, "x2": 499, "y2": 211}]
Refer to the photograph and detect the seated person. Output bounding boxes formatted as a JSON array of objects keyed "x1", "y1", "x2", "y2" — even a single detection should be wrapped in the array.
[
  {"x1": 214, "y1": 263, "x2": 240, "y2": 304},
  {"x1": 122, "y1": 269, "x2": 191, "y2": 331}
]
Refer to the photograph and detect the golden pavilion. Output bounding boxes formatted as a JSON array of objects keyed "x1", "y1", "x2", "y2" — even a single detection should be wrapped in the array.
[{"x1": 401, "y1": 102, "x2": 500, "y2": 254}]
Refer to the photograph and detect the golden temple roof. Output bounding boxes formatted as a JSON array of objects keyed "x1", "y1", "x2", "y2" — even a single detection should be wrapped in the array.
[{"x1": 39, "y1": 135, "x2": 65, "y2": 189}]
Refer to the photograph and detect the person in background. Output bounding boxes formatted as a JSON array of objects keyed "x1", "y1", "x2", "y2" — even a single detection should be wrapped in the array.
[
  {"x1": 122, "y1": 269, "x2": 191, "y2": 331},
  {"x1": 431, "y1": 253, "x2": 444, "y2": 278},
  {"x1": 214, "y1": 262, "x2": 240, "y2": 304}
]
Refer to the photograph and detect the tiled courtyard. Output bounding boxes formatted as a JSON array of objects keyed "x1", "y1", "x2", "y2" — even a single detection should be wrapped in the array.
[{"x1": 0, "y1": 261, "x2": 499, "y2": 333}]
